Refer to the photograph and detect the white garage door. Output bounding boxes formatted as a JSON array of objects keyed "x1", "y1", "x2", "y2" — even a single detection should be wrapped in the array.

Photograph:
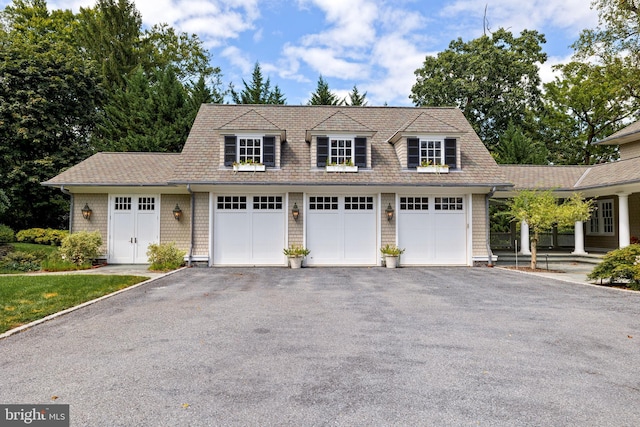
[
  {"x1": 109, "y1": 195, "x2": 159, "y2": 264},
  {"x1": 398, "y1": 196, "x2": 467, "y2": 265},
  {"x1": 306, "y1": 196, "x2": 377, "y2": 266},
  {"x1": 213, "y1": 195, "x2": 285, "y2": 265}
]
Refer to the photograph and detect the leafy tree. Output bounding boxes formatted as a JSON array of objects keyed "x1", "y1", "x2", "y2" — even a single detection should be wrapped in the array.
[
  {"x1": 0, "y1": 0, "x2": 101, "y2": 230},
  {"x1": 308, "y1": 75, "x2": 342, "y2": 105},
  {"x1": 505, "y1": 191, "x2": 593, "y2": 269},
  {"x1": 410, "y1": 28, "x2": 547, "y2": 150},
  {"x1": 231, "y1": 62, "x2": 286, "y2": 104},
  {"x1": 0, "y1": 190, "x2": 9, "y2": 216},
  {"x1": 541, "y1": 61, "x2": 634, "y2": 165},
  {"x1": 494, "y1": 122, "x2": 548, "y2": 164},
  {"x1": 345, "y1": 85, "x2": 367, "y2": 106}
]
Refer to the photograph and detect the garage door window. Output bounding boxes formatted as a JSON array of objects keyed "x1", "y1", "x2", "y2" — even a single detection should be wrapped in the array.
[
  {"x1": 217, "y1": 196, "x2": 247, "y2": 210},
  {"x1": 138, "y1": 197, "x2": 155, "y2": 211},
  {"x1": 345, "y1": 196, "x2": 373, "y2": 210},
  {"x1": 435, "y1": 197, "x2": 463, "y2": 211},
  {"x1": 400, "y1": 197, "x2": 429, "y2": 210},
  {"x1": 115, "y1": 197, "x2": 132, "y2": 210},
  {"x1": 309, "y1": 196, "x2": 338, "y2": 210},
  {"x1": 253, "y1": 196, "x2": 283, "y2": 210}
]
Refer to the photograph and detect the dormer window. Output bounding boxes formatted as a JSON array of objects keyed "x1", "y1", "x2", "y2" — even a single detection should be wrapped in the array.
[
  {"x1": 420, "y1": 139, "x2": 444, "y2": 165},
  {"x1": 224, "y1": 134, "x2": 276, "y2": 167},
  {"x1": 330, "y1": 137, "x2": 353, "y2": 165},
  {"x1": 407, "y1": 137, "x2": 457, "y2": 169},
  {"x1": 316, "y1": 135, "x2": 367, "y2": 169}
]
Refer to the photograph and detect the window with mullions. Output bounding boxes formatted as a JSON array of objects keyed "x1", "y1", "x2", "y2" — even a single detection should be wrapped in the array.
[
  {"x1": 238, "y1": 137, "x2": 262, "y2": 164},
  {"x1": 309, "y1": 196, "x2": 338, "y2": 210},
  {"x1": 253, "y1": 196, "x2": 283, "y2": 210},
  {"x1": 434, "y1": 197, "x2": 463, "y2": 211},
  {"x1": 588, "y1": 199, "x2": 614, "y2": 235},
  {"x1": 217, "y1": 196, "x2": 247, "y2": 210},
  {"x1": 345, "y1": 196, "x2": 373, "y2": 210},
  {"x1": 330, "y1": 138, "x2": 353, "y2": 165},
  {"x1": 420, "y1": 140, "x2": 443, "y2": 165},
  {"x1": 114, "y1": 197, "x2": 131, "y2": 211},
  {"x1": 400, "y1": 197, "x2": 429, "y2": 210},
  {"x1": 138, "y1": 197, "x2": 155, "y2": 211}
]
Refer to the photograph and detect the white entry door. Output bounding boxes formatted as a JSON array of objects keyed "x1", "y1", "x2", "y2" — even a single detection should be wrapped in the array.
[
  {"x1": 213, "y1": 195, "x2": 285, "y2": 265},
  {"x1": 108, "y1": 195, "x2": 159, "y2": 264},
  {"x1": 306, "y1": 195, "x2": 377, "y2": 266},
  {"x1": 398, "y1": 196, "x2": 467, "y2": 265}
]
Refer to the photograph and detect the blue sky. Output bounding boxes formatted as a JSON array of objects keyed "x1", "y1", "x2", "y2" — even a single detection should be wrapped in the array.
[{"x1": 6, "y1": 0, "x2": 599, "y2": 105}]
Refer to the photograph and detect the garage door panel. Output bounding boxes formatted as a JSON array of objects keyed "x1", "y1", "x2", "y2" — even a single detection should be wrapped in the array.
[
  {"x1": 343, "y1": 212, "x2": 376, "y2": 264},
  {"x1": 251, "y1": 212, "x2": 285, "y2": 264}
]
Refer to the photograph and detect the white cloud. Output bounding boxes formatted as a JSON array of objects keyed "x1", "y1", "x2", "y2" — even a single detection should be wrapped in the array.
[{"x1": 221, "y1": 46, "x2": 254, "y2": 75}]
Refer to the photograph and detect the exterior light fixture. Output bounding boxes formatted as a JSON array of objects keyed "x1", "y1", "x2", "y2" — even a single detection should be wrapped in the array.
[
  {"x1": 173, "y1": 204, "x2": 183, "y2": 221},
  {"x1": 385, "y1": 203, "x2": 394, "y2": 221},
  {"x1": 292, "y1": 203, "x2": 300, "y2": 221},
  {"x1": 81, "y1": 203, "x2": 92, "y2": 221}
]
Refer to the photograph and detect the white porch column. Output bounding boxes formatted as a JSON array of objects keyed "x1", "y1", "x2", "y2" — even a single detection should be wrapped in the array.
[
  {"x1": 572, "y1": 221, "x2": 587, "y2": 255},
  {"x1": 520, "y1": 220, "x2": 531, "y2": 255},
  {"x1": 618, "y1": 193, "x2": 630, "y2": 248}
]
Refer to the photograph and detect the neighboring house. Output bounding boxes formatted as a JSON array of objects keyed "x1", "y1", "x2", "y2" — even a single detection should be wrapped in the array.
[
  {"x1": 497, "y1": 118, "x2": 640, "y2": 254},
  {"x1": 43, "y1": 105, "x2": 510, "y2": 266}
]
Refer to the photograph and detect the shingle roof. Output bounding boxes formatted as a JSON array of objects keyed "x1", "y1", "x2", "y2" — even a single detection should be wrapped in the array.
[
  {"x1": 598, "y1": 119, "x2": 640, "y2": 145},
  {"x1": 42, "y1": 152, "x2": 181, "y2": 186},
  {"x1": 172, "y1": 104, "x2": 509, "y2": 187}
]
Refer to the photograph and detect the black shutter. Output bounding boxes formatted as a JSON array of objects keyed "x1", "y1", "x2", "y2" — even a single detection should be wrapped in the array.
[
  {"x1": 445, "y1": 138, "x2": 457, "y2": 168},
  {"x1": 407, "y1": 138, "x2": 419, "y2": 168},
  {"x1": 317, "y1": 136, "x2": 329, "y2": 167},
  {"x1": 224, "y1": 135, "x2": 236, "y2": 166},
  {"x1": 354, "y1": 137, "x2": 367, "y2": 168},
  {"x1": 263, "y1": 136, "x2": 276, "y2": 167}
]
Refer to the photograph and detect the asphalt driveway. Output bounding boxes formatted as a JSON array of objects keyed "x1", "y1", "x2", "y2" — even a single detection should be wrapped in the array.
[{"x1": 1, "y1": 267, "x2": 639, "y2": 426}]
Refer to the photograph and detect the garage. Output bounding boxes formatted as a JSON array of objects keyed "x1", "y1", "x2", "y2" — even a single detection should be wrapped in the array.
[
  {"x1": 213, "y1": 195, "x2": 285, "y2": 265},
  {"x1": 305, "y1": 195, "x2": 377, "y2": 266},
  {"x1": 398, "y1": 195, "x2": 468, "y2": 265}
]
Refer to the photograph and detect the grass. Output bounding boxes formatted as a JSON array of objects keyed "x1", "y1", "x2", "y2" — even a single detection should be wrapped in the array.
[
  {"x1": 10, "y1": 242, "x2": 59, "y2": 256},
  {"x1": 0, "y1": 275, "x2": 149, "y2": 333}
]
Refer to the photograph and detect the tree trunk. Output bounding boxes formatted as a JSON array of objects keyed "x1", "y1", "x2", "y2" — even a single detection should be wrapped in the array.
[{"x1": 530, "y1": 233, "x2": 538, "y2": 270}]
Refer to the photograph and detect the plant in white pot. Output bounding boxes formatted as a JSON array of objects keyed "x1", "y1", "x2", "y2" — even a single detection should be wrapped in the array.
[
  {"x1": 380, "y1": 244, "x2": 405, "y2": 268},
  {"x1": 283, "y1": 245, "x2": 310, "y2": 269}
]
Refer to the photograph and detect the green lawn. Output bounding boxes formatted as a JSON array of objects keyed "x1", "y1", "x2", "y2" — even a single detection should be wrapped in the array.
[{"x1": 0, "y1": 275, "x2": 149, "y2": 333}]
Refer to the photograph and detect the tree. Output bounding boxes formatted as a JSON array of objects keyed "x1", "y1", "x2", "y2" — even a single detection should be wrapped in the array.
[
  {"x1": 345, "y1": 85, "x2": 367, "y2": 106},
  {"x1": 231, "y1": 62, "x2": 286, "y2": 104},
  {"x1": 0, "y1": 0, "x2": 101, "y2": 230},
  {"x1": 541, "y1": 61, "x2": 635, "y2": 165},
  {"x1": 494, "y1": 122, "x2": 548, "y2": 164},
  {"x1": 410, "y1": 28, "x2": 547, "y2": 150},
  {"x1": 308, "y1": 75, "x2": 341, "y2": 105},
  {"x1": 505, "y1": 191, "x2": 593, "y2": 269},
  {"x1": 95, "y1": 67, "x2": 192, "y2": 152}
]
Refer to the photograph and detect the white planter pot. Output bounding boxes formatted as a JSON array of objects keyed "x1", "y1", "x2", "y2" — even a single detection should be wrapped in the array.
[
  {"x1": 233, "y1": 164, "x2": 266, "y2": 172},
  {"x1": 384, "y1": 255, "x2": 399, "y2": 268},
  {"x1": 289, "y1": 257, "x2": 303, "y2": 269},
  {"x1": 326, "y1": 165, "x2": 358, "y2": 173},
  {"x1": 417, "y1": 165, "x2": 449, "y2": 174}
]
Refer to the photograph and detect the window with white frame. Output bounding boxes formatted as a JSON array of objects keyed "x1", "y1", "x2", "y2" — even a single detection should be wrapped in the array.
[
  {"x1": 420, "y1": 139, "x2": 444, "y2": 165},
  {"x1": 330, "y1": 137, "x2": 353, "y2": 165},
  {"x1": 238, "y1": 136, "x2": 262, "y2": 164},
  {"x1": 588, "y1": 199, "x2": 614, "y2": 235}
]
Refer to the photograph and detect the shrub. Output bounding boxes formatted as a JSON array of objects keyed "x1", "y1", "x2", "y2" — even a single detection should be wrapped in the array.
[
  {"x1": 59, "y1": 231, "x2": 102, "y2": 266},
  {"x1": 0, "y1": 225, "x2": 15, "y2": 244},
  {"x1": 0, "y1": 251, "x2": 41, "y2": 272},
  {"x1": 147, "y1": 242, "x2": 186, "y2": 271},
  {"x1": 41, "y1": 250, "x2": 87, "y2": 272},
  {"x1": 588, "y1": 244, "x2": 640, "y2": 290},
  {"x1": 283, "y1": 245, "x2": 310, "y2": 257},
  {"x1": 16, "y1": 228, "x2": 69, "y2": 246}
]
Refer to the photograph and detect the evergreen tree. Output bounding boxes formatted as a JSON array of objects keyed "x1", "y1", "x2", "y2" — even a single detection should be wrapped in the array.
[
  {"x1": 346, "y1": 85, "x2": 367, "y2": 106},
  {"x1": 308, "y1": 75, "x2": 341, "y2": 105},
  {"x1": 494, "y1": 122, "x2": 548, "y2": 164},
  {"x1": 231, "y1": 62, "x2": 286, "y2": 104}
]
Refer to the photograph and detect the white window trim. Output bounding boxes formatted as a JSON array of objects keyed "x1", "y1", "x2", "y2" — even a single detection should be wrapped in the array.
[
  {"x1": 418, "y1": 135, "x2": 446, "y2": 166},
  {"x1": 237, "y1": 134, "x2": 264, "y2": 164},
  {"x1": 328, "y1": 135, "x2": 355, "y2": 165},
  {"x1": 587, "y1": 198, "x2": 615, "y2": 236}
]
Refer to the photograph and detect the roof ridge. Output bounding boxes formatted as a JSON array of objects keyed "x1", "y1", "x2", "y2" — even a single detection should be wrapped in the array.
[{"x1": 573, "y1": 167, "x2": 592, "y2": 188}]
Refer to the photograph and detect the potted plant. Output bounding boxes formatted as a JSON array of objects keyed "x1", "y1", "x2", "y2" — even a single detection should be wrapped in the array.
[
  {"x1": 233, "y1": 159, "x2": 266, "y2": 172},
  {"x1": 417, "y1": 160, "x2": 449, "y2": 174},
  {"x1": 380, "y1": 244, "x2": 405, "y2": 268},
  {"x1": 326, "y1": 158, "x2": 358, "y2": 173},
  {"x1": 283, "y1": 245, "x2": 310, "y2": 268}
]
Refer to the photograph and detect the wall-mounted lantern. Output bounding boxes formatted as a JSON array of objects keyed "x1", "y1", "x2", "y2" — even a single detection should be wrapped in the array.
[
  {"x1": 385, "y1": 203, "x2": 394, "y2": 221},
  {"x1": 81, "y1": 203, "x2": 92, "y2": 221},
  {"x1": 292, "y1": 203, "x2": 300, "y2": 221},
  {"x1": 172, "y1": 204, "x2": 183, "y2": 221}
]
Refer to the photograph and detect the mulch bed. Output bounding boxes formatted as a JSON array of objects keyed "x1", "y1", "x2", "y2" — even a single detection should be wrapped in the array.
[{"x1": 502, "y1": 266, "x2": 565, "y2": 273}]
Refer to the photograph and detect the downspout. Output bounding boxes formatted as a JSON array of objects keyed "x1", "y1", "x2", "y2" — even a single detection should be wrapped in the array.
[
  {"x1": 60, "y1": 185, "x2": 73, "y2": 232},
  {"x1": 486, "y1": 186, "x2": 496, "y2": 267},
  {"x1": 187, "y1": 184, "x2": 194, "y2": 267}
]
